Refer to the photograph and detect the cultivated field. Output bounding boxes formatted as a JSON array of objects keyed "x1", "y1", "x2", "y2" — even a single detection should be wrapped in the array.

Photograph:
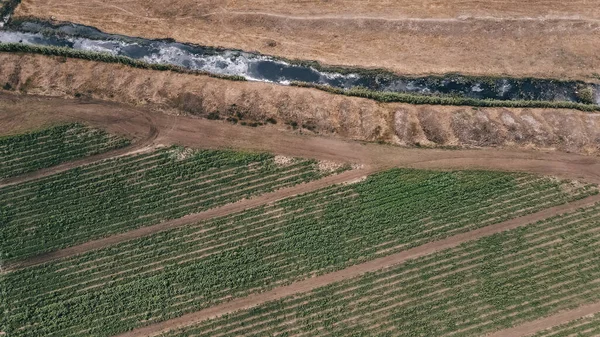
[
  {"x1": 2, "y1": 98, "x2": 600, "y2": 337},
  {"x1": 14, "y1": 0, "x2": 600, "y2": 79},
  {"x1": 0, "y1": 127, "x2": 347, "y2": 262},
  {"x1": 0, "y1": 123, "x2": 129, "y2": 178},
  {"x1": 158, "y1": 203, "x2": 600, "y2": 337},
  {"x1": 2, "y1": 167, "x2": 597, "y2": 336}
]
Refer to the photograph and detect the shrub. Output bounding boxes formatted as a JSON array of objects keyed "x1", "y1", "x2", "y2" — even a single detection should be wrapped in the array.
[{"x1": 576, "y1": 86, "x2": 596, "y2": 105}]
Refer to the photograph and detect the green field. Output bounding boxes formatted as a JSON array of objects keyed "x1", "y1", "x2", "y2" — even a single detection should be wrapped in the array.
[
  {"x1": 0, "y1": 147, "x2": 344, "y2": 261},
  {"x1": 0, "y1": 123, "x2": 130, "y2": 179},
  {"x1": 159, "y1": 203, "x2": 600, "y2": 337},
  {"x1": 533, "y1": 313, "x2": 600, "y2": 337},
  {"x1": 2, "y1": 169, "x2": 596, "y2": 336}
]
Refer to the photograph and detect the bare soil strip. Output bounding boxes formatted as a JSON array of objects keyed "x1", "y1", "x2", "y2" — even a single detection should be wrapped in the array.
[
  {"x1": 4, "y1": 167, "x2": 373, "y2": 271},
  {"x1": 4, "y1": 94, "x2": 600, "y2": 186},
  {"x1": 485, "y1": 302, "x2": 600, "y2": 337},
  {"x1": 114, "y1": 193, "x2": 600, "y2": 337}
]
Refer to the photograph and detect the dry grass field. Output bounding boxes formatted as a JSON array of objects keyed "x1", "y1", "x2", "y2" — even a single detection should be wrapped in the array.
[{"x1": 13, "y1": 0, "x2": 600, "y2": 80}]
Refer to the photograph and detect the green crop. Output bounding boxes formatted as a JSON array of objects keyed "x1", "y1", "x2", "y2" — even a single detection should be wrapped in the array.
[
  {"x1": 161, "y1": 203, "x2": 600, "y2": 337},
  {"x1": 0, "y1": 123, "x2": 130, "y2": 178},
  {"x1": 2, "y1": 169, "x2": 595, "y2": 336},
  {"x1": 0, "y1": 146, "x2": 339, "y2": 261}
]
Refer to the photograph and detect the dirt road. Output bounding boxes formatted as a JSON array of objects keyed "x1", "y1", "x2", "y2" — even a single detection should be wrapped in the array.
[
  {"x1": 3, "y1": 94, "x2": 599, "y2": 183},
  {"x1": 486, "y1": 302, "x2": 600, "y2": 337}
]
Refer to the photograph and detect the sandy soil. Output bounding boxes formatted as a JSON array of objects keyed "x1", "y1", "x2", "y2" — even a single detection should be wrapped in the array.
[
  {"x1": 14, "y1": 0, "x2": 600, "y2": 80},
  {"x1": 114, "y1": 194, "x2": 600, "y2": 337},
  {"x1": 2, "y1": 53, "x2": 600, "y2": 156}
]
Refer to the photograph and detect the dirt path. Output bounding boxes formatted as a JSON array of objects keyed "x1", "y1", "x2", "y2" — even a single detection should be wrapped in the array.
[
  {"x1": 3, "y1": 167, "x2": 374, "y2": 271},
  {"x1": 0, "y1": 122, "x2": 158, "y2": 188},
  {"x1": 202, "y1": 10, "x2": 600, "y2": 23},
  {"x1": 115, "y1": 193, "x2": 600, "y2": 337},
  {"x1": 3, "y1": 94, "x2": 600, "y2": 184},
  {"x1": 486, "y1": 302, "x2": 600, "y2": 337}
]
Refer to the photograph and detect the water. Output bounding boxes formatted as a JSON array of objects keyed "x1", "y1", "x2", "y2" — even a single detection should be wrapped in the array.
[{"x1": 0, "y1": 20, "x2": 598, "y2": 104}]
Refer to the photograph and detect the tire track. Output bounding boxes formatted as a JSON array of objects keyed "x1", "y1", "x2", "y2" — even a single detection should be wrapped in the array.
[
  {"x1": 0, "y1": 115, "x2": 159, "y2": 188},
  {"x1": 485, "y1": 302, "x2": 600, "y2": 337}
]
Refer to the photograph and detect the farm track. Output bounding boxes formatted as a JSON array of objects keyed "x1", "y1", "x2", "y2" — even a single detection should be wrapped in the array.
[
  {"x1": 5, "y1": 94, "x2": 600, "y2": 335},
  {"x1": 115, "y1": 193, "x2": 600, "y2": 337},
  {"x1": 2, "y1": 94, "x2": 600, "y2": 183},
  {"x1": 0, "y1": 115, "x2": 159, "y2": 188},
  {"x1": 485, "y1": 302, "x2": 600, "y2": 337},
  {"x1": 4, "y1": 167, "x2": 374, "y2": 271},
  {"x1": 198, "y1": 10, "x2": 600, "y2": 24}
]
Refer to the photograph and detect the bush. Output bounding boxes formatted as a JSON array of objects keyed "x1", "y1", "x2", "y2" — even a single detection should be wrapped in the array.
[
  {"x1": 576, "y1": 86, "x2": 596, "y2": 105},
  {"x1": 207, "y1": 112, "x2": 220, "y2": 120}
]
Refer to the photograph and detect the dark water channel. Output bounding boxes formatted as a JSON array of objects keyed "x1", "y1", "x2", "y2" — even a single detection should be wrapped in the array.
[{"x1": 0, "y1": 21, "x2": 598, "y2": 104}]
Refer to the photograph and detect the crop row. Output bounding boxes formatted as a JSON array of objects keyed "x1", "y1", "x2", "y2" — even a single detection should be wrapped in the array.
[
  {"x1": 0, "y1": 123, "x2": 130, "y2": 178},
  {"x1": 0, "y1": 146, "x2": 342, "y2": 261},
  {"x1": 532, "y1": 313, "x2": 600, "y2": 337},
  {"x1": 2, "y1": 169, "x2": 596, "y2": 336},
  {"x1": 158, "y1": 202, "x2": 600, "y2": 337}
]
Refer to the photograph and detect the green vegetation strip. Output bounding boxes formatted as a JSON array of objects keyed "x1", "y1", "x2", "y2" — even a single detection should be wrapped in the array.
[
  {"x1": 1, "y1": 169, "x2": 596, "y2": 336},
  {"x1": 290, "y1": 82, "x2": 600, "y2": 112},
  {"x1": 0, "y1": 123, "x2": 130, "y2": 179},
  {"x1": 533, "y1": 313, "x2": 600, "y2": 337},
  {"x1": 1, "y1": 43, "x2": 597, "y2": 111},
  {"x1": 0, "y1": 147, "x2": 341, "y2": 261},
  {"x1": 160, "y1": 202, "x2": 600, "y2": 337},
  {"x1": 0, "y1": 43, "x2": 246, "y2": 81}
]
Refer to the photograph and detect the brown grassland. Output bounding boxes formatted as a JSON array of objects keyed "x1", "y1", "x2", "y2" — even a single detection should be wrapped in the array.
[{"x1": 14, "y1": 0, "x2": 600, "y2": 80}]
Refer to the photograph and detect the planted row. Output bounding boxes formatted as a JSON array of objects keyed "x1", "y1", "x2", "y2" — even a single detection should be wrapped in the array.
[
  {"x1": 160, "y1": 203, "x2": 600, "y2": 337},
  {"x1": 0, "y1": 147, "x2": 343, "y2": 261},
  {"x1": 2, "y1": 169, "x2": 596, "y2": 336},
  {"x1": 0, "y1": 123, "x2": 130, "y2": 178}
]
